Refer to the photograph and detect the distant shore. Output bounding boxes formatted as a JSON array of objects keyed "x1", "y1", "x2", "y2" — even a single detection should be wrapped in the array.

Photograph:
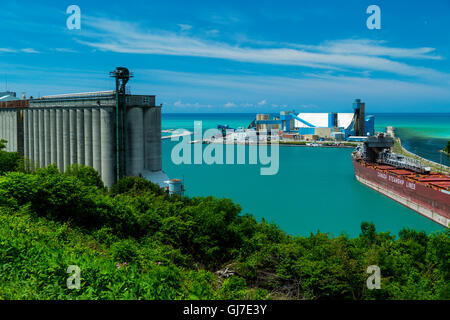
[
  {"x1": 278, "y1": 141, "x2": 357, "y2": 148},
  {"x1": 389, "y1": 127, "x2": 449, "y2": 174}
]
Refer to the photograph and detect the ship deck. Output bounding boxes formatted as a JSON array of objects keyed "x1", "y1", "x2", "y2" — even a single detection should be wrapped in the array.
[{"x1": 355, "y1": 160, "x2": 450, "y2": 192}]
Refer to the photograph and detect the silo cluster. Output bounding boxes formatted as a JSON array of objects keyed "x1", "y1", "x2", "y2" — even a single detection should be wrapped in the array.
[
  {"x1": 0, "y1": 91, "x2": 162, "y2": 188},
  {"x1": 0, "y1": 109, "x2": 18, "y2": 152},
  {"x1": 22, "y1": 106, "x2": 116, "y2": 186},
  {"x1": 126, "y1": 106, "x2": 162, "y2": 177}
]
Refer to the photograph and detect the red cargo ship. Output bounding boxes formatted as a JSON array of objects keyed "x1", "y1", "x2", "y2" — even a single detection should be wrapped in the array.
[{"x1": 352, "y1": 134, "x2": 449, "y2": 227}]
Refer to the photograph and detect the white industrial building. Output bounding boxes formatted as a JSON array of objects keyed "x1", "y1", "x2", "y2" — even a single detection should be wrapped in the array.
[{"x1": 294, "y1": 113, "x2": 354, "y2": 129}]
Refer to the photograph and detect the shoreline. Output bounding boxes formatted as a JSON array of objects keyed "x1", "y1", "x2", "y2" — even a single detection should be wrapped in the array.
[
  {"x1": 278, "y1": 141, "x2": 356, "y2": 149},
  {"x1": 162, "y1": 127, "x2": 448, "y2": 172},
  {"x1": 389, "y1": 127, "x2": 449, "y2": 174},
  {"x1": 195, "y1": 139, "x2": 357, "y2": 149}
]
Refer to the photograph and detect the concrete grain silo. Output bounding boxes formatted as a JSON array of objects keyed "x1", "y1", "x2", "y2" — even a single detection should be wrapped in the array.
[
  {"x1": 0, "y1": 109, "x2": 19, "y2": 153},
  {"x1": 0, "y1": 68, "x2": 165, "y2": 188}
]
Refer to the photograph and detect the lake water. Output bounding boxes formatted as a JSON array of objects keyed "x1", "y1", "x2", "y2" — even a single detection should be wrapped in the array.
[
  {"x1": 161, "y1": 113, "x2": 447, "y2": 237},
  {"x1": 375, "y1": 113, "x2": 450, "y2": 166}
]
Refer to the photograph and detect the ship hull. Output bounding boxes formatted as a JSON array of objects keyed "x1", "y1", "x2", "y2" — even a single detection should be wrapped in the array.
[{"x1": 352, "y1": 159, "x2": 450, "y2": 228}]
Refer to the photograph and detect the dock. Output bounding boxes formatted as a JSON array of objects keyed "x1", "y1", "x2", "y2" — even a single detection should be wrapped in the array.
[{"x1": 162, "y1": 130, "x2": 193, "y2": 140}]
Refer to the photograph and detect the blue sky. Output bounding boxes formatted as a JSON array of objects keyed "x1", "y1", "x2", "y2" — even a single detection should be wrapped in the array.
[{"x1": 1, "y1": 0, "x2": 449, "y2": 112}]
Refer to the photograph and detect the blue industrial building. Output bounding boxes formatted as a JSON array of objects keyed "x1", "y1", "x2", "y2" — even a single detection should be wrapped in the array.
[{"x1": 249, "y1": 99, "x2": 375, "y2": 140}]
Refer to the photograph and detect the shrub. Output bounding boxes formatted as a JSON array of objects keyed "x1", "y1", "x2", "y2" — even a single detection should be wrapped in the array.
[
  {"x1": 217, "y1": 276, "x2": 248, "y2": 299},
  {"x1": 0, "y1": 150, "x2": 22, "y2": 175},
  {"x1": 0, "y1": 151, "x2": 449, "y2": 300},
  {"x1": 65, "y1": 164, "x2": 105, "y2": 189},
  {"x1": 111, "y1": 239, "x2": 139, "y2": 263},
  {"x1": 110, "y1": 176, "x2": 165, "y2": 197}
]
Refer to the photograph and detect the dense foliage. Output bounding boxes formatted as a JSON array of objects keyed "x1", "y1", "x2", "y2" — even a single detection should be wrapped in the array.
[{"x1": 0, "y1": 147, "x2": 448, "y2": 300}]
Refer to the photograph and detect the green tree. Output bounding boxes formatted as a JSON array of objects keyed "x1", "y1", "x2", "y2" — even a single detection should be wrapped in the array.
[
  {"x1": 444, "y1": 141, "x2": 450, "y2": 154},
  {"x1": 65, "y1": 163, "x2": 105, "y2": 189},
  {"x1": 0, "y1": 150, "x2": 22, "y2": 175},
  {"x1": 0, "y1": 139, "x2": 6, "y2": 150},
  {"x1": 0, "y1": 157, "x2": 449, "y2": 300}
]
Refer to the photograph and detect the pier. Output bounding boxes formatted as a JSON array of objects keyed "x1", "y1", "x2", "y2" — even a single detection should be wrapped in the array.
[{"x1": 162, "y1": 130, "x2": 192, "y2": 140}]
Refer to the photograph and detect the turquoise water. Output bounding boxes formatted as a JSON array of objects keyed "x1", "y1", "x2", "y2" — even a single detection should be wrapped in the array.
[
  {"x1": 375, "y1": 113, "x2": 450, "y2": 166},
  {"x1": 161, "y1": 113, "x2": 450, "y2": 165},
  {"x1": 161, "y1": 113, "x2": 256, "y2": 132},
  {"x1": 161, "y1": 113, "x2": 447, "y2": 237}
]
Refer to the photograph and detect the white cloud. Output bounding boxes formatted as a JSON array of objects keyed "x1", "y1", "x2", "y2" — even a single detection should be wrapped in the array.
[
  {"x1": 224, "y1": 102, "x2": 236, "y2": 108},
  {"x1": 0, "y1": 48, "x2": 16, "y2": 53},
  {"x1": 258, "y1": 99, "x2": 267, "y2": 106},
  {"x1": 290, "y1": 39, "x2": 442, "y2": 60},
  {"x1": 300, "y1": 104, "x2": 319, "y2": 110},
  {"x1": 271, "y1": 104, "x2": 288, "y2": 109},
  {"x1": 54, "y1": 48, "x2": 78, "y2": 53},
  {"x1": 5, "y1": 64, "x2": 450, "y2": 112},
  {"x1": 138, "y1": 68, "x2": 450, "y2": 98},
  {"x1": 173, "y1": 100, "x2": 184, "y2": 107},
  {"x1": 0, "y1": 48, "x2": 40, "y2": 53},
  {"x1": 77, "y1": 17, "x2": 448, "y2": 81},
  {"x1": 21, "y1": 48, "x2": 39, "y2": 53},
  {"x1": 206, "y1": 29, "x2": 219, "y2": 36},
  {"x1": 172, "y1": 100, "x2": 212, "y2": 109},
  {"x1": 177, "y1": 24, "x2": 192, "y2": 31},
  {"x1": 133, "y1": 69, "x2": 450, "y2": 111}
]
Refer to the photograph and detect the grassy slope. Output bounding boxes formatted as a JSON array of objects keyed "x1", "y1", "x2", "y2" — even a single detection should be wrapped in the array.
[{"x1": 0, "y1": 207, "x2": 231, "y2": 300}]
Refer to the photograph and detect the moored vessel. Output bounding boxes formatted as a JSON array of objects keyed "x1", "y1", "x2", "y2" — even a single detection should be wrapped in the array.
[{"x1": 352, "y1": 134, "x2": 450, "y2": 227}]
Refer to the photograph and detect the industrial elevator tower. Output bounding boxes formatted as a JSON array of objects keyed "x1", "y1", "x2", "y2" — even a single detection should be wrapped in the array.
[
  {"x1": 110, "y1": 67, "x2": 133, "y2": 182},
  {"x1": 352, "y1": 99, "x2": 365, "y2": 136}
]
